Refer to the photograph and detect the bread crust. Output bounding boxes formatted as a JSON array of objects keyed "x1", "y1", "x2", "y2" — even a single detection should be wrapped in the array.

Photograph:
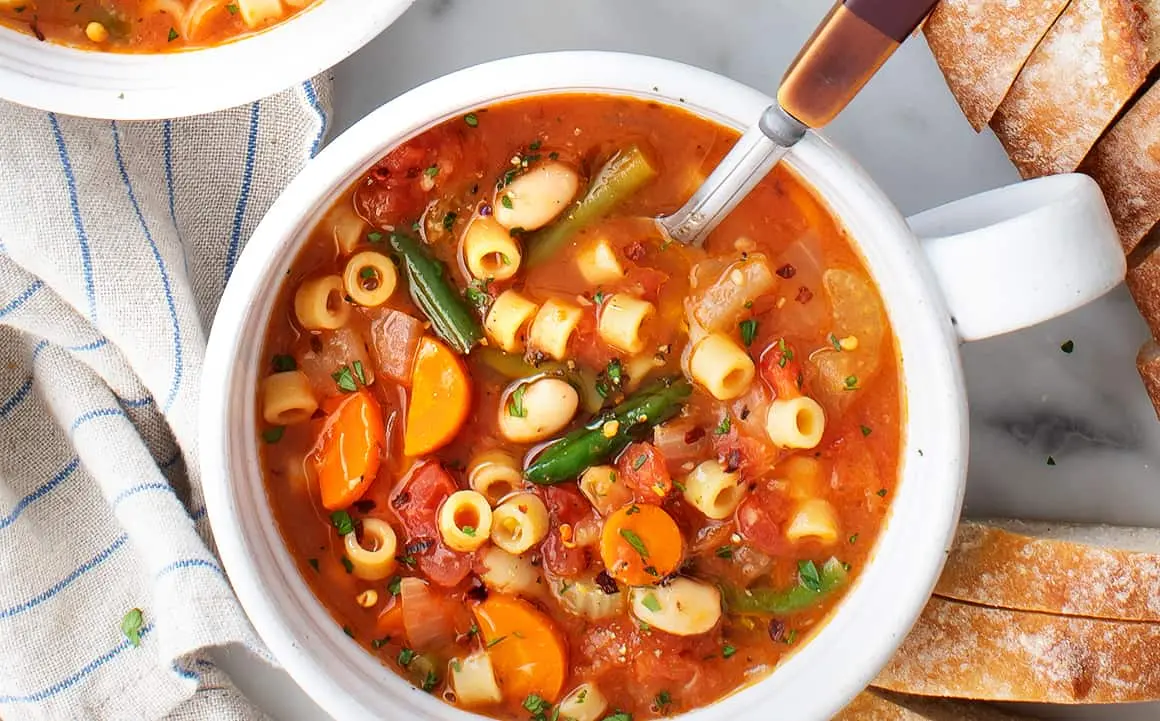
[
  {"x1": 990, "y1": 0, "x2": 1154, "y2": 178},
  {"x1": 1137, "y1": 339, "x2": 1160, "y2": 421},
  {"x1": 834, "y1": 690, "x2": 1036, "y2": 720},
  {"x1": 1080, "y1": 81, "x2": 1160, "y2": 253},
  {"x1": 935, "y1": 520, "x2": 1160, "y2": 621},
  {"x1": 873, "y1": 597, "x2": 1160, "y2": 703},
  {"x1": 1127, "y1": 248, "x2": 1160, "y2": 340},
  {"x1": 923, "y1": 0, "x2": 1071, "y2": 131}
]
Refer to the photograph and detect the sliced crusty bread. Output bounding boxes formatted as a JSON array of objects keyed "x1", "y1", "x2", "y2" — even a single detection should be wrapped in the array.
[
  {"x1": 1080, "y1": 80, "x2": 1160, "y2": 254},
  {"x1": 834, "y1": 689, "x2": 1036, "y2": 720},
  {"x1": 1137, "y1": 338, "x2": 1160, "y2": 421},
  {"x1": 1127, "y1": 247, "x2": 1160, "y2": 341},
  {"x1": 873, "y1": 597, "x2": 1160, "y2": 703},
  {"x1": 935, "y1": 519, "x2": 1160, "y2": 622},
  {"x1": 990, "y1": 0, "x2": 1160, "y2": 179},
  {"x1": 923, "y1": 0, "x2": 1071, "y2": 131}
]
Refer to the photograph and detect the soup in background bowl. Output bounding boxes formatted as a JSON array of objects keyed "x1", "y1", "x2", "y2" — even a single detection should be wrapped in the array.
[
  {"x1": 256, "y1": 93, "x2": 902, "y2": 720},
  {"x1": 202, "y1": 51, "x2": 1122, "y2": 721}
]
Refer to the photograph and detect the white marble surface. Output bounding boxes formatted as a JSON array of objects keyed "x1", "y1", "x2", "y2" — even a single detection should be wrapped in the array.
[{"x1": 216, "y1": 1, "x2": 1160, "y2": 719}]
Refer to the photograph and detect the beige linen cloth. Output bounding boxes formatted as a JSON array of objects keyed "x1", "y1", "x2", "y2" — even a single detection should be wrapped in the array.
[{"x1": 0, "y1": 77, "x2": 333, "y2": 720}]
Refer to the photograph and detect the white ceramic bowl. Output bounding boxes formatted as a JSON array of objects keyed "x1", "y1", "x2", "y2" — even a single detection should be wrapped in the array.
[
  {"x1": 0, "y1": 0, "x2": 412, "y2": 119},
  {"x1": 200, "y1": 52, "x2": 1125, "y2": 721}
]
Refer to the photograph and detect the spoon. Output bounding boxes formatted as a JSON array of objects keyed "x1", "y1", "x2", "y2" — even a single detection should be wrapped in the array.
[{"x1": 659, "y1": 0, "x2": 941, "y2": 246}]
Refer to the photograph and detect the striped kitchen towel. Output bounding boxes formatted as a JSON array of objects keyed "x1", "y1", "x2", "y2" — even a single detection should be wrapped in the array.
[{"x1": 0, "y1": 76, "x2": 332, "y2": 721}]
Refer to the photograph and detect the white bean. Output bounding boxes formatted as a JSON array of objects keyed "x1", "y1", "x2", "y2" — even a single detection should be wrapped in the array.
[
  {"x1": 494, "y1": 162, "x2": 580, "y2": 231},
  {"x1": 629, "y1": 578, "x2": 722, "y2": 636},
  {"x1": 498, "y1": 377, "x2": 579, "y2": 443}
]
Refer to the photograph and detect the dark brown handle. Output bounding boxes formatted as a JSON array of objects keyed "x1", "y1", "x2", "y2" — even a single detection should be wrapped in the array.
[{"x1": 777, "y1": 0, "x2": 939, "y2": 128}]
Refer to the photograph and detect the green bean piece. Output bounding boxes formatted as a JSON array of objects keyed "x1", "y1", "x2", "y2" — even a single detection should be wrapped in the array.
[
  {"x1": 525, "y1": 144, "x2": 658, "y2": 267},
  {"x1": 389, "y1": 232, "x2": 482, "y2": 355},
  {"x1": 524, "y1": 377, "x2": 692, "y2": 485},
  {"x1": 721, "y1": 558, "x2": 848, "y2": 615}
]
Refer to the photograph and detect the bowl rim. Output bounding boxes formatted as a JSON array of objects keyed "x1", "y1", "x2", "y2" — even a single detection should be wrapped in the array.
[
  {"x1": 200, "y1": 50, "x2": 967, "y2": 721},
  {"x1": 0, "y1": 0, "x2": 413, "y2": 119}
]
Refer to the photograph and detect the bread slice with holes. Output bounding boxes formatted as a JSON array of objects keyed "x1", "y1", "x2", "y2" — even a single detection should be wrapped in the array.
[
  {"x1": 935, "y1": 519, "x2": 1160, "y2": 622},
  {"x1": 990, "y1": 0, "x2": 1160, "y2": 179},
  {"x1": 873, "y1": 596, "x2": 1160, "y2": 703},
  {"x1": 1080, "y1": 81, "x2": 1160, "y2": 254},
  {"x1": 834, "y1": 689, "x2": 1038, "y2": 720},
  {"x1": 923, "y1": 0, "x2": 1071, "y2": 131}
]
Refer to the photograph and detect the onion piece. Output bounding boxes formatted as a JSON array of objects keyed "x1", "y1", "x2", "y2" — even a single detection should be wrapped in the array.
[
  {"x1": 371, "y1": 309, "x2": 423, "y2": 385},
  {"x1": 400, "y1": 577, "x2": 456, "y2": 652},
  {"x1": 687, "y1": 254, "x2": 775, "y2": 333},
  {"x1": 811, "y1": 269, "x2": 886, "y2": 415},
  {"x1": 299, "y1": 327, "x2": 375, "y2": 396}
]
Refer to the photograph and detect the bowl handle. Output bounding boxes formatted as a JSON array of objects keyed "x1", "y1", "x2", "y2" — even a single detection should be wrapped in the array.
[{"x1": 907, "y1": 174, "x2": 1126, "y2": 343}]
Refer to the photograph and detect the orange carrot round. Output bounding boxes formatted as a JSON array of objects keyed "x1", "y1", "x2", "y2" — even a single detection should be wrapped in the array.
[
  {"x1": 313, "y1": 389, "x2": 385, "y2": 510},
  {"x1": 599, "y1": 503, "x2": 683, "y2": 586},
  {"x1": 471, "y1": 595, "x2": 567, "y2": 702},
  {"x1": 403, "y1": 336, "x2": 471, "y2": 456}
]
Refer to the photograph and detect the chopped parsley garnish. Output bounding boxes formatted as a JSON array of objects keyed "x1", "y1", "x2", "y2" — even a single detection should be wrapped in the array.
[
  {"x1": 619, "y1": 528, "x2": 649, "y2": 557},
  {"x1": 461, "y1": 525, "x2": 476, "y2": 536},
  {"x1": 529, "y1": 140, "x2": 542, "y2": 151},
  {"x1": 397, "y1": 648, "x2": 415, "y2": 667},
  {"x1": 467, "y1": 622, "x2": 479, "y2": 638},
  {"x1": 640, "y1": 593, "x2": 661, "y2": 612},
  {"x1": 451, "y1": 660, "x2": 462, "y2": 673},
  {"x1": 367, "y1": 231, "x2": 384, "y2": 242},
  {"x1": 464, "y1": 113, "x2": 479, "y2": 127},
  {"x1": 848, "y1": 533, "x2": 859, "y2": 545},
  {"x1": 606, "y1": 358, "x2": 623, "y2": 386},
  {"x1": 603, "y1": 713, "x2": 633, "y2": 721},
  {"x1": 262, "y1": 426, "x2": 285, "y2": 443},
  {"x1": 225, "y1": 3, "x2": 238, "y2": 13},
  {"x1": 1047, "y1": 456, "x2": 1057, "y2": 466},
  {"x1": 654, "y1": 691, "x2": 671, "y2": 709},
  {"x1": 523, "y1": 694, "x2": 549, "y2": 716},
  {"x1": 876, "y1": 488, "x2": 888, "y2": 497},
  {"x1": 398, "y1": 554, "x2": 416, "y2": 568},
  {"x1": 332, "y1": 365, "x2": 357, "y2": 393},
  {"x1": 632, "y1": 454, "x2": 647, "y2": 471},
  {"x1": 308, "y1": 558, "x2": 319, "y2": 571},
  {"x1": 715, "y1": 545, "x2": 733, "y2": 559},
  {"x1": 272, "y1": 354, "x2": 297, "y2": 372},
  {"x1": 421, "y1": 670, "x2": 439, "y2": 692},
  {"x1": 829, "y1": 333, "x2": 842, "y2": 351},
  {"x1": 508, "y1": 383, "x2": 528, "y2": 418},
  {"x1": 442, "y1": 211, "x2": 457, "y2": 231},
  {"x1": 785, "y1": 629, "x2": 798, "y2": 644},
  {"x1": 167, "y1": 26, "x2": 177, "y2": 41},
  {"x1": 1061, "y1": 339, "x2": 1075, "y2": 354},
  {"x1": 465, "y1": 278, "x2": 493, "y2": 311},
  {"x1": 341, "y1": 557, "x2": 354, "y2": 574},
  {"x1": 487, "y1": 635, "x2": 507, "y2": 648},
  {"x1": 843, "y1": 375, "x2": 859, "y2": 390},
  {"x1": 500, "y1": 195, "x2": 514, "y2": 209},
  {"x1": 352, "y1": 360, "x2": 367, "y2": 385},
  {"x1": 342, "y1": 625, "x2": 355, "y2": 639},
  {"x1": 371, "y1": 637, "x2": 390, "y2": 649},
  {"x1": 722, "y1": 644, "x2": 737, "y2": 658},
  {"x1": 388, "y1": 576, "x2": 402, "y2": 596},
  {"x1": 625, "y1": 504, "x2": 640, "y2": 516},
  {"x1": 330, "y1": 510, "x2": 354, "y2": 535},
  {"x1": 860, "y1": 424, "x2": 872, "y2": 437},
  {"x1": 798, "y1": 560, "x2": 822, "y2": 592},
  {"x1": 359, "y1": 266, "x2": 376, "y2": 280},
  {"x1": 739, "y1": 319, "x2": 758, "y2": 347},
  {"x1": 715, "y1": 415, "x2": 731, "y2": 435},
  {"x1": 500, "y1": 252, "x2": 512, "y2": 265},
  {"x1": 121, "y1": 608, "x2": 144, "y2": 648},
  {"x1": 593, "y1": 290, "x2": 606, "y2": 305},
  {"x1": 424, "y1": 165, "x2": 439, "y2": 178}
]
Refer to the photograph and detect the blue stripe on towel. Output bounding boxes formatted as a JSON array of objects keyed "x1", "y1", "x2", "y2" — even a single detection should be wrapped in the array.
[
  {"x1": 64, "y1": 337, "x2": 108, "y2": 352},
  {"x1": 303, "y1": 80, "x2": 327, "y2": 157},
  {"x1": 112, "y1": 482, "x2": 174, "y2": 508},
  {"x1": 0, "y1": 280, "x2": 43, "y2": 319},
  {"x1": 111, "y1": 122, "x2": 185, "y2": 412},
  {"x1": 0, "y1": 377, "x2": 32, "y2": 419},
  {"x1": 156, "y1": 558, "x2": 224, "y2": 579},
  {"x1": 0, "y1": 622, "x2": 154, "y2": 704},
  {"x1": 224, "y1": 102, "x2": 261, "y2": 282},
  {"x1": 0, "y1": 457, "x2": 80, "y2": 531},
  {"x1": 47, "y1": 114, "x2": 97, "y2": 322},
  {"x1": 162, "y1": 119, "x2": 191, "y2": 276},
  {"x1": 0, "y1": 534, "x2": 129, "y2": 620},
  {"x1": 68, "y1": 407, "x2": 125, "y2": 433}
]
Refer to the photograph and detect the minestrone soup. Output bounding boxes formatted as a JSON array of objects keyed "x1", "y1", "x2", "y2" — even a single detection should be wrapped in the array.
[
  {"x1": 259, "y1": 95, "x2": 901, "y2": 719},
  {"x1": 0, "y1": 0, "x2": 313, "y2": 51}
]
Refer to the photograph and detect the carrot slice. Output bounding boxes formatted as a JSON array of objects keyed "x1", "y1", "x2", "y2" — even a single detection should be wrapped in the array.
[
  {"x1": 472, "y1": 595, "x2": 567, "y2": 702},
  {"x1": 599, "y1": 503, "x2": 683, "y2": 586},
  {"x1": 312, "y1": 389, "x2": 386, "y2": 510},
  {"x1": 403, "y1": 336, "x2": 471, "y2": 456}
]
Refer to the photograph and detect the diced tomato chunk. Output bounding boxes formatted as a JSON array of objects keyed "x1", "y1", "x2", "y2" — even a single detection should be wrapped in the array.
[
  {"x1": 616, "y1": 442, "x2": 672, "y2": 502},
  {"x1": 711, "y1": 426, "x2": 778, "y2": 480},
  {"x1": 391, "y1": 461, "x2": 471, "y2": 587},
  {"x1": 353, "y1": 126, "x2": 468, "y2": 228},
  {"x1": 539, "y1": 486, "x2": 591, "y2": 577},
  {"x1": 759, "y1": 338, "x2": 804, "y2": 399},
  {"x1": 625, "y1": 265, "x2": 669, "y2": 302},
  {"x1": 735, "y1": 485, "x2": 792, "y2": 557}
]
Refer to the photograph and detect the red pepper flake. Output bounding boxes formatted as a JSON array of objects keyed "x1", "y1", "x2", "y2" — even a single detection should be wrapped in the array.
[
  {"x1": 624, "y1": 242, "x2": 647, "y2": 261},
  {"x1": 594, "y1": 570, "x2": 619, "y2": 594},
  {"x1": 775, "y1": 264, "x2": 797, "y2": 279},
  {"x1": 684, "y1": 427, "x2": 706, "y2": 444},
  {"x1": 768, "y1": 618, "x2": 786, "y2": 642},
  {"x1": 405, "y1": 538, "x2": 435, "y2": 556},
  {"x1": 352, "y1": 499, "x2": 376, "y2": 513},
  {"x1": 795, "y1": 286, "x2": 814, "y2": 304},
  {"x1": 479, "y1": 203, "x2": 492, "y2": 217},
  {"x1": 391, "y1": 491, "x2": 411, "y2": 509},
  {"x1": 723, "y1": 449, "x2": 742, "y2": 473}
]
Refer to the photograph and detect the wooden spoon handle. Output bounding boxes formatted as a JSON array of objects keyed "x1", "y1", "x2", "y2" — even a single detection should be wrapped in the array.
[{"x1": 777, "y1": 0, "x2": 938, "y2": 128}]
